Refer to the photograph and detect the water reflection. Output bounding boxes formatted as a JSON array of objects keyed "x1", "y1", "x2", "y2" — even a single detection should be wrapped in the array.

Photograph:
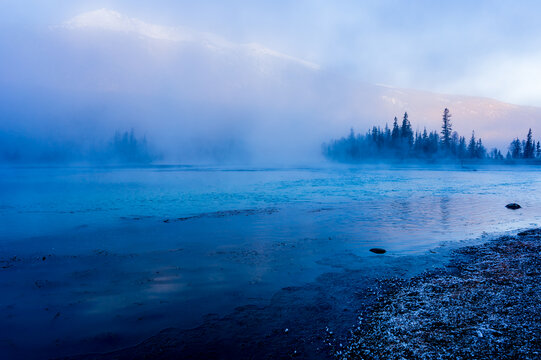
[{"x1": 440, "y1": 195, "x2": 450, "y2": 229}]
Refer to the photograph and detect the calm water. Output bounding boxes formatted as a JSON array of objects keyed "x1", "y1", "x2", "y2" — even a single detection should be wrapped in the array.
[{"x1": 1, "y1": 165, "x2": 540, "y2": 359}]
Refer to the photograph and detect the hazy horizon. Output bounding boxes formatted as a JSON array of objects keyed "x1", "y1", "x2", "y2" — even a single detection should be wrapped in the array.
[{"x1": 2, "y1": 2, "x2": 541, "y2": 164}]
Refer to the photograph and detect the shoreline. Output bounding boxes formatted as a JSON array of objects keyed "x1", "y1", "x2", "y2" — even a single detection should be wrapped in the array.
[
  {"x1": 336, "y1": 228, "x2": 541, "y2": 359},
  {"x1": 60, "y1": 228, "x2": 541, "y2": 360}
]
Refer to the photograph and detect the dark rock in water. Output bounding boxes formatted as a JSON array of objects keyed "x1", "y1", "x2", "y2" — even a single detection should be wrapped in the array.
[
  {"x1": 505, "y1": 203, "x2": 521, "y2": 210},
  {"x1": 518, "y1": 228, "x2": 541, "y2": 237},
  {"x1": 369, "y1": 248, "x2": 386, "y2": 254}
]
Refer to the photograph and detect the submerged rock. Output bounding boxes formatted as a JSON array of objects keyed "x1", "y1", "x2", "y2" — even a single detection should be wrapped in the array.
[
  {"x1": 369, "y1": 248, "x2": 386, "y2": 254},
  {"x1": 505, "y1": 203, "x2": 521, "y2": 210}
]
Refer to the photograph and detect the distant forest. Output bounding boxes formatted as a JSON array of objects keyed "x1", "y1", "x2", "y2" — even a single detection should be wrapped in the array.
[
  {"x1": 109, "y1": 130, "x2": 153, "y2": 163},
  {"x1": 0, "y1": 129, "x2": 155, "y2": 164},
  {"x1": 324, "y1": 108, "x2": 541, "y2": 163}
]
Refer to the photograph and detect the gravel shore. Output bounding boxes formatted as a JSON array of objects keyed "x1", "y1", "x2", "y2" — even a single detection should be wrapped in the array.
[{"x1": 336, "y1": 229, "x2": 541, "y2": 360}]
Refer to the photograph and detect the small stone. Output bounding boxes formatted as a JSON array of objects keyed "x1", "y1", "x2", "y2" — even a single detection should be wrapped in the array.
[
  {"x1": 369, "y1": 248, "x2": 386, "y2": 254},
  {"x1": 505, "y1": 203, "x2": 521, "y2": 210}
]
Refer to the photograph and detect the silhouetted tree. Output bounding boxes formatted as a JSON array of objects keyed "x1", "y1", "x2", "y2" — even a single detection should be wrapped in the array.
[
  {"x1": 111, "y1": 129, "x2": 152, "y2": 163},
  {"x1": 441, "y1": 108, "x2": 452, "y2": 150},
  {"x1": 468, "y1": 131, "x2": 477, "y2": 158},
  {"x1": 450, "y1": 131, "x2": 459, "y2": 155},
  {"x1": 524, "y1": 129, "x2": 535, "y2": 159},
  {"x1": 458, "y1": 136, "x2": 467, "y2": 159},
  {"x1": 401, "y1": 112, "x2": 413, "y2": 148},
  {"x1": 510, "y1": 138, "x2": 522, "y2": 159},
  {"x1": 391, "y1": 117, "x2": 400, "y2": 147},
  {"x1": 384, "y1": 124, "x2": 391, "y2": 144},
  {"x1": 489, "y1": 148, "x2": 503, "y2": 160},
  {"x1": 475, "y1": 139, "x2": 486, "y2": 159},
  {"x1": 323, "y1": 108, "x2": 525, "y2": 164}
]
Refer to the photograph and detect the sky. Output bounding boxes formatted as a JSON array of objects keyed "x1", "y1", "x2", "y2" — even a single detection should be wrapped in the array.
[
  {"x1": 1, "y1": 1, "x2": 541, "y2": 164},
  {"x1": 2, "y1": 0, "x2": 541, "y2": 107}
]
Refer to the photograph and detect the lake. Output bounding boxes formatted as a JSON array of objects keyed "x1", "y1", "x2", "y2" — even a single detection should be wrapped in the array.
[{"x1": 1, "y1": 165, "x2": 540, "y2": 359}]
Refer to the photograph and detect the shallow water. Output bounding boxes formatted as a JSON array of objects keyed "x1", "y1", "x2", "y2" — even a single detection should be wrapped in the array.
[{"x1": 1, "y1": 164, "x2": 540, "y2": 359}]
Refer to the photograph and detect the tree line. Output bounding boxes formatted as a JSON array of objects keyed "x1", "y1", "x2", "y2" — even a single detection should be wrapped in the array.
[
  {"x1": 110, "y1": 129, "x2": 153, "y2": 163},
  {"x1": 323, "y1": 108, "x2": 540, "y2": 163}
]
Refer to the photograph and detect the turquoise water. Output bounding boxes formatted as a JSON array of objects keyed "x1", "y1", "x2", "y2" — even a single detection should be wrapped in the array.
[
  {"x1": 2, "y1": 165, "x2": 540, "y2": 246},
  {"x1": 1, "y1": 165, "x2": 540, "y2": 359}
]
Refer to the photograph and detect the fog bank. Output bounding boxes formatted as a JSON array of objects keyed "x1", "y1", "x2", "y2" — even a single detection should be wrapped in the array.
[{"x1": 2, "y1": 9, "x2": 541, "y2": 165}]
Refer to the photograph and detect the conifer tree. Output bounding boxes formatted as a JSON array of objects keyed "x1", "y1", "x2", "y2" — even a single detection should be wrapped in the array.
[
  {"x1": 391, "y1": 117, "x2": 400, "y2": 146},
  {"x1": 524, "y1": 129, "x2": 534, "y2": 158},
  {"x1": 510, "y1": 138, "x2": 522, "y2": 159},
  {"x1": 323, "y1": 108, "x2": 536, "y2": 164},
  {"x1": 475, "y1": 139, "x2": 486, "y2": 159},
  {"x1": 400, "y1": 112, "x2": 413, "y2": 148},
  {"x1": 441, "y1": 108, "x2": 452, "y2": 150},
  {"x1": 458, "y1": 136, "x2": 467, "y2": 159},
  {"x1": 468, "y1": 131, "x2": 477, "y2": 158},
  {"x1": 384, "y1": 124, "x2": 391, "y2": 144}
]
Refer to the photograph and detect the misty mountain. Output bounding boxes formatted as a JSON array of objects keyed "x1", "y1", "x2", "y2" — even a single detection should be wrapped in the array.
[{"x1": 1, "y1": 9, "x2": 540, "y2": 164}]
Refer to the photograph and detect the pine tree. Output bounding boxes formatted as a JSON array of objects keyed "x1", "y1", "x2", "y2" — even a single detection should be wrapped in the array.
[
  {"x1": 428, "y1": 131, "x2": 439, "y2": 154},
  {"x1": 372, "y1": 126, "x2": 378, "y2": 144},
  {"x1": 450, "y1": 131, "x2": 459, "y2": 155},
  {"x1": 524, "y1": 129, "x2": 534, "y2": 158},
  {"x1": 400, "y1": 112, "x2": 413, "y2": 148},
  {"x1": 324, "y1": 110, "x2": 529, "y2": 164},
  {"x1": 420, "y1": 128, "x2": 428, "y2": 155},
  {"x1": 475, "y1": 139, "x2": 486, "y2": 159},
  {"x1": 391, "y1": 117, "x2": 400, "y2": 146},
  {"x1": 458, "y1": 136, "x2": 467, "y2": 159},
  {"x1": 468, "y1": 131, "x2": 477, "y2": 158},
  {"x1": 384, "y1": 124, "x2": 391, "y2": 145},
  {"x1": 489, "y1": 148, "x2": 499, "y2": 160},
  {"x1": 510, "y1": 138, "x2": 522, "y2": 159},
  {"x1": 413, "y1": 131, "x2": 422, "y2": 153},
  {"x1": 441, "y1": 108, "x2": 452, "y2": 150}
]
